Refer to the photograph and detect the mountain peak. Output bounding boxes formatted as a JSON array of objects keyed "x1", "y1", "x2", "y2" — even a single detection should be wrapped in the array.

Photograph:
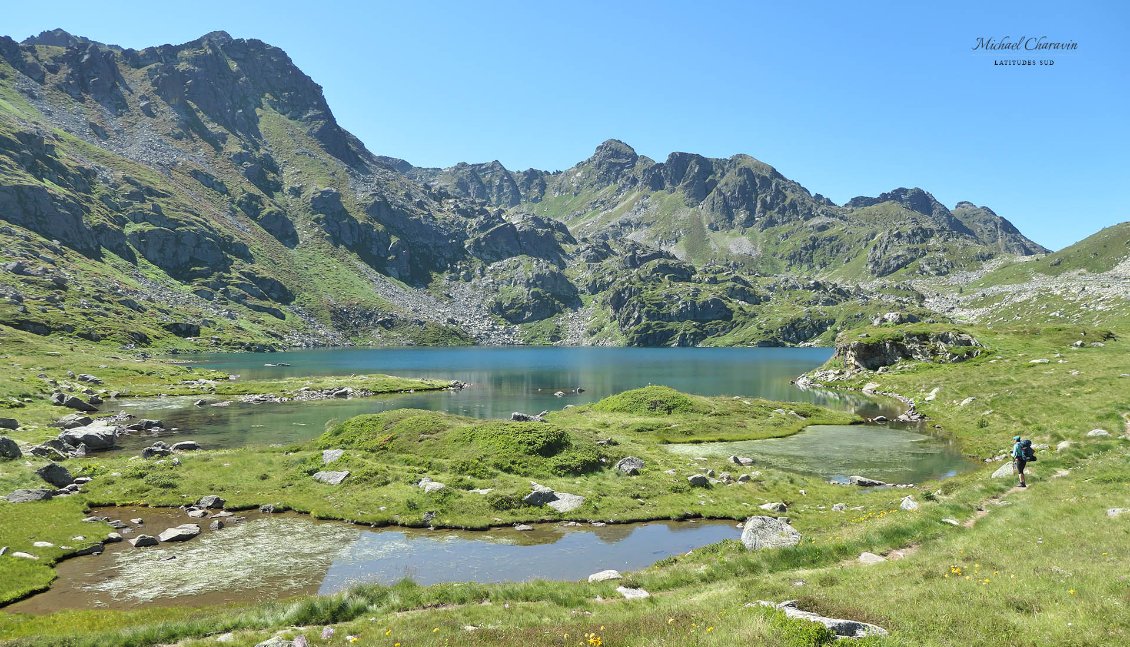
[
  {"x1": 22, "y1": 28, "x2": 97, "y2": 48},
  {"x1": 845, "y1": 187, "x2": 948, "y2": 218},
  {"x1": 593, "y1": 139, "x2": 637, "y2": 160}
]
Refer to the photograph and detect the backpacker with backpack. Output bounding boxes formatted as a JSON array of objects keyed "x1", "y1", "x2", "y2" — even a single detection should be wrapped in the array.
[{"x1": 1021, "y1": 439, "x2": 1037, "y2": 462}]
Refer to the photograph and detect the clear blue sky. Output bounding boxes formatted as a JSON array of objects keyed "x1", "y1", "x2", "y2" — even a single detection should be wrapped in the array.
[{"x1": 5, "y1": 1, "x2": 1128, "y2": 250}]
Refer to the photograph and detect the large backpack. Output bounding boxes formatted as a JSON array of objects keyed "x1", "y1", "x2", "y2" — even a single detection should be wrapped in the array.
[{"x1": 1022, "y1": 440, "x2": 1037, "y2": 462}]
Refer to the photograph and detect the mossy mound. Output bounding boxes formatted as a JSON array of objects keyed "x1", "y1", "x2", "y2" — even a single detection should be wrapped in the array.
[
  {"x1": 317, "y1": 409, "x2": 604, "y2": 477},
  {"x1": 590, "y1": 385, "x2": 710, "y2": 415}
]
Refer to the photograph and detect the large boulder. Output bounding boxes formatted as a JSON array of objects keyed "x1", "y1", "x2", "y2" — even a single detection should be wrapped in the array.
[
  {"x1": 588, "y1": 569, "x2": 623, "y2": 583},
  {"x1": 36, "y1": 463, "x2": 74, "y2": 488},
  {"x1": 740, "y1": 516, "x2": 801, "y2": 551},
  {"x1": 614, "y1": 456, "x2": 645, "y2": 475},
  {"x1": 129, "y1": 534, "x2": 158, "y2": 547},
  {"x1": 197, "y1": 495, "x2": 226, "y2": 509},
  {"x1": 51, "y1": 392, "x2": 98, "y2": 412},
  {"x1": 546, "y1": 492, "x2": 585, "y2": 513},
  {"x1": 59, "y1": 422, "x2": 118, "y2": 450},
  {"x1": 848, "y1": 475, "x2": 887, "y2": 487},
  {"x1": 0, "y1": 437, "x2": 21, "y2": 460},
  {"x1": 0, "y1": 418, "x2": 18, "y2": 430},
  {"x1": 157, "y1": 524, "x2": 201, "y2": 542},
  {"x1": 687, "y1": 474, "x2": 710, "y2": 487},
  {"x1": 51, "y1": 413, "x2": 92, "y2": 429},
  {"x1": 990, "y1": 462, "x2": 1015, "y2": 479}
]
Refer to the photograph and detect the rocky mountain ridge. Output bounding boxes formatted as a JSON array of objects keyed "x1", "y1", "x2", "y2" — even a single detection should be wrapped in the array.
[{"x1": 0, "y1": 29, "x2": 1114, "y2": 351}]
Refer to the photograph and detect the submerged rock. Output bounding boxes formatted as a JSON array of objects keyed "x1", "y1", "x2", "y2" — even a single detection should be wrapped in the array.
[
  {"x1": 740, "y1": 516, "x2": 801, "y2": 550},
  {"x1": 129, "y1": 534, "x2": 158, "y2": 547}
]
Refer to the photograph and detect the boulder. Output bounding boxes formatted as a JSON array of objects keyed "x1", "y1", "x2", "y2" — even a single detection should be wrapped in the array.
[
  {"x1": 105, "y1": 532, "x2": 123, "y2": 543},
  {"x1": 53, "y1": 393, "x2": 98, "y2": 412},
  {"x1": 772, "y1": 600, "x2": 888, "y2": 638},
  {"x1": 759, "y1": 502, "x2": 787, "y2": 513},
  {"x1": 171, "y1": 441, "x2": 202, "y2": 451},
  {"x1": 848, "y1": 475, "x2": 887, "y2": 487},
  {"x1": 1056, "y1": 440, "x2": 1072, "y2": 452},
  {"x1": 59, "y1": 422, "x2": 117, "y2": 450},
  {"x1": 615, "y1": 586, "x2": 650, "y2": 600},
  {"x1": 0, "y1": 437, "x2": 21, "y2": 460},
  {"x1": 687, "y1": 474, "x2": 709, "y2": 487},
  {"x1": 158, "y1": 524, "x2": 201, "y2": 542},
  {"x1": 900, "y1": 496, "x2": 920, "y2": 511},
  {"x1": 36, "y1": 463, "x2": 74, "y2": 488},
  {"x1": 11, "y1": 552, "x2": 39, "y2": 560},
  {"x1": 546, "y1": 492, "x2": 585, "y2": 513},
  {"x1": 741, "y1": 516, "x2": 801, "y2": 550},
  {"x1": 141, "y1": 442, "x2": 172, "y2": 459},
  {"x1": 510, "y1": 411, "x2": 546, "y2": 422},
  {"x1": 29, "y1": 445, "x2": 67, "y2": 461},
  {"x1": 129, "y1": 534, "x2": 158, "y2": 547},
  {"x1": 312, "y1": 470, "x2": 349, "y2": 485},
  {"x1": 6, "y1": 489, "x2": 54, "y2": 503},
  {"x1": 1086, "y1": 428, "x2": 1111, "y2": 438},
  {"x1": 730, "y1": 455, "x2": 755, "y2": 466},
  {"x1": 197, "y1": 495, "x2": 226, "y2": 509},
  {"x1": 991, "y1": 463, "x2": 1015, "y2": 479},
  {"x1": 736, "y1": 474, "x2": 751, "y2": 483},
  {"x1": 210, "y1": 520, "x2": 224, "y2": 531},
  {"x1": 523, "y1": 483, "x2": 559, "y2": 506},
  {"x1": 422, "y1": 481, "x2": 446, "y2": 494},
  {"x1": 322, "y1": 448, "x2": 344, "y2": 464},
  {"x1": 832, "y1": 503, "x2": 847, "y2": 512},
  {"x1": 614, "y1": 456, "x2": 645, "y2": 475},
  {"x1": 858, "y1": 552, "x2": 887, "y2": 565},
  {"x1": 588, "y1": 569, "x2": 623, "y2": 583},
  {"x1": 51, "y1": 413, "x2": 92, "y2": 429},
  {"x1": 0, "y1": 418, "x2": 18, "y2": 430}
]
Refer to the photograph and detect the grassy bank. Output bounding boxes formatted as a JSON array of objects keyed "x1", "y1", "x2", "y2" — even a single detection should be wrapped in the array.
[{"x1": 1, "y1": 324, "x2": 1128, "y2": 646}]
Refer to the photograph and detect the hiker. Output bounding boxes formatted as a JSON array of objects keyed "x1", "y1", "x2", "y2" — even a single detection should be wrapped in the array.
[{"x1": 1011, "y1": 435, "x2": 1035, "y2": 487}]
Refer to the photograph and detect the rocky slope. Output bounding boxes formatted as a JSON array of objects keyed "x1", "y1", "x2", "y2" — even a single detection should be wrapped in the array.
[{"x1": 0, "y1": 30, "x2": 1063, "y2": 350}]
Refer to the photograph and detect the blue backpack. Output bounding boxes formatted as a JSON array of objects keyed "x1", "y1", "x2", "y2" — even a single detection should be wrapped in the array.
[{"x1": 1021, "y1": 439, "x2": 1037, "y2": 462}]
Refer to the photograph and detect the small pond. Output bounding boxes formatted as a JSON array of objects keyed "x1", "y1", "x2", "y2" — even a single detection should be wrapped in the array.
[
  {"x1": 4, "y1": 507, "x2": 739, "y2": 613},
  {"x1": 666, "y1": 424, "x2": 973, "y2": 484}
]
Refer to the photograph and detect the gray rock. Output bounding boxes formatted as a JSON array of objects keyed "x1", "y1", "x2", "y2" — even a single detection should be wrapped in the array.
[
  {"x1": 513, "y1": 524, "x2": 534, "y2": 531},
  {"x1": 848, "y1": 475, "x2": 887, "y2": 487},
  {"x1": 523, "y1": 483, "x2": 559, "y2": 506},
  {"x1": 687, "y1": 474, "x2": 709, "y2": 487},
  {"x1": 759, "y1": 502, "x2": 787, "y2": 513},
  {"x1": 321, "y1": 448, "x2": 344, "y2": 464},
  {"x1": 171, "y1": 441, "x2": 202, "y2": 451},
  {"x1": 736, "y1": 474, "x2": 751, "y2": 483},
  {"x1": 59, "y1": 422, "x2": 117, "y2": 450},
  {"x1": 0, "y1": 418, "x2": 18, "y2": 430},
  {"x1": 0, "y1": 436, "x2": 21, "y2": 460},
  {"x1": 832, "y1": 503, "x2": 847, "y2": 512},
  {"x1": 53, "y1": 393, "x2": 98, "y2": 412},
  {"x1": 158, "y1": 524, "x2": 201, "y2": 542},
  {"x1": 29, "y1": 445, "x2": 67, "y2": 461},
  {"x1": 36, "y1": 463, "x2": 74, "y2": 488},
  {"x1": 209, "y1": 519, "x2": 225, "y2": 531},
  {"x1": 141, "y1": 442, "x2": 172, "y2": 459},
  {"x1": 6, "y1": 488, "x2": 54, "y2": 503},
  {"x1": 197, "y1": 495, "x2": 226, "y2": 509},
  {"x1": 312, "y1": 470, "x2": 349, "y2": 485},
  {"x1": 858, "y1": 552, "x2": 887, "y2": 565},
  {"x1": 730, "y1": 455, "x2": 755, "y2": 466},
  {"x1": 1107, "y1": 508, "x2": 1128, "y2": 518},
  {"x1": 186, "y1": 509, "x2": 207, "y2": 518},
  {"x1": 740, "y1": 516, "x2": 801, "y2": 550},
  {"x1": 422, "y1": 481, "x2": 446, "y2": 494},
  {"x1": 129, "y1": 534, "x2": 158, "y2": 547},
  {"x1": 991, "y1": 462, "x2": 1015, "y2": 479},
  {"x1": 510, "y1": 411, "x2": 546, "y2": 422},
  {"x1": 51, "y1": 413, "x2": 92, "y2": 429},
  {"x1": 11, "y1": 552, "x2": 39, "y2": 560},
  {"x1": 546, "y1": 492, "x2": 585, "y2": 513},
  {"x1": 105, "y1": 532, "x2": 123, "y2": 543},
  {"x1": 588, "y1": 569, "x2": 622, "y2": 582},
  {"x1": 774, "y1": 601, "x2": 888, "y2": 638},
  {"x1": 1086, "y1": 428, "x2": 1111, "y2": 438},
  {"x1": 615, "y1": 586, "x2": 650, "y2": 600},
  {"x1": 900, "y1": 496, "x2": 920, "y2": 511},
  {"x1": 614, "y1": 456, "x2": 645, "y2": 475}
]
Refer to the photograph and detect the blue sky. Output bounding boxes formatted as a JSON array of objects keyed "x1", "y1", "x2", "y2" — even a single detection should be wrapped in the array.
[{"x1": 4, "y1": 1, "x2": 1128, "y2": 250}]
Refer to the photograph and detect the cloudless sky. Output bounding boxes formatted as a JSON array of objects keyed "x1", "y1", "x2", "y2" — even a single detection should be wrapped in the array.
[{"x1": 4, "y1": 1, "x2": 1128, "y2": 250}]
